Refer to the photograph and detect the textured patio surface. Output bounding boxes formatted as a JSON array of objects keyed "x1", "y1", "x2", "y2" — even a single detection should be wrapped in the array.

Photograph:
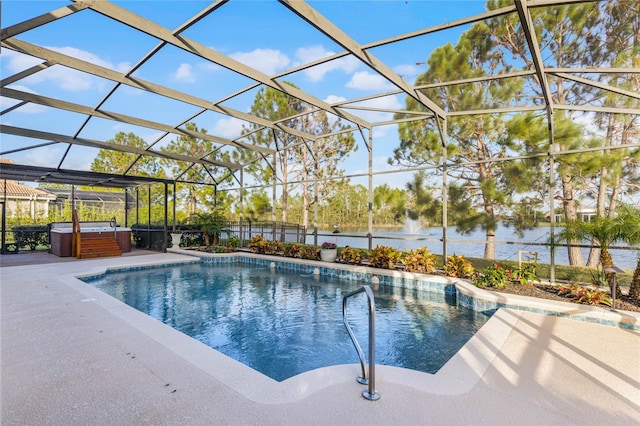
[{"x1": 2, "y1": 253, "x2": 639, "y2": 425}]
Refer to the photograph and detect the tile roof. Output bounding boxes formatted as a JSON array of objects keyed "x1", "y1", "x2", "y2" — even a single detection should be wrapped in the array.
[{"x1": 0, "y1": 179, "x2": 57, "y2": 199}]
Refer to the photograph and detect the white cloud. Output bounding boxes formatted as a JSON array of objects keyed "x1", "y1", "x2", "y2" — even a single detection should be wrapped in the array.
[
  {"x1": 351, "y1": 95, "x2": 402, "y2": 124},
  {"x1": 200, "y1": 61, "x2": 221, "y2": 72},
  {"x1": 212, "y1": 117, "x2": 244, "y2": 139},
  {"x1": 53, "y1": 46, "x2": 124, "y2": 70},
  {"x1": 358, "y1": 95, "x2": 402, "y2": 110},
  {"x1": 3, "y1": 50, "x2": 42, "y2": 72},
  {"x1": 373, "y1": 125, "x2": 390, "y2": 139},
  {"x1": 22, "y1": 146, "x2": 64, "y2": 167},
  {"x1": 51, "y1": 46, "x2": 127, "y2": 70},
  {"x1": 2, "y1": 47, "x2": 130, "y2": 92},
  {"x1": 294, "y1": 45, "x2": 360, "y2": 82},
  {"x1": 394, "y1": 63, "x2": 421, "y2": 81},
  {"x1": 1, "y1": 84, "x2": 46, "y2": 113},
  {"x1": 230, "y1": 48, "x2": 290, "y2": 75},
  {"x1": 346, "y1": 71, "x2": 394, "y2": 91},
  {"x1": 174, "y1": 63, "x2": 196, "y2": 83},
  {"x1": 324, "y1": 94, "x2": 347, "y2": 105}
]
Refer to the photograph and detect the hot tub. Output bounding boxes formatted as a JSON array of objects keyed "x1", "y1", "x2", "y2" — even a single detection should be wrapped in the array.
[{"x1": 50, "y1": 222, "x2": 132, "y2": 257}]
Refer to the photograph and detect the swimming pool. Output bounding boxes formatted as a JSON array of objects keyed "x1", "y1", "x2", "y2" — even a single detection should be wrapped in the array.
[{"x1": 85, "y1": 261, "x2": 491, "y2": 381}]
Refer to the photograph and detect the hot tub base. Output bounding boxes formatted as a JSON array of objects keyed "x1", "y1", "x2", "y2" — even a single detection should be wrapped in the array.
[{"x1": 50, "y1": 224, "x2": 131, "y2": 257}]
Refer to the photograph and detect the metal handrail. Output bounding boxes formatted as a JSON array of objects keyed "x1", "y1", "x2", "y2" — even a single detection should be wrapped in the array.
[
  {"x1": 110, "y1": 216, "x2": 117, "y2": 240},
  {"x1": 342, "y1": 285, "x2": 380, "y2": 401}
]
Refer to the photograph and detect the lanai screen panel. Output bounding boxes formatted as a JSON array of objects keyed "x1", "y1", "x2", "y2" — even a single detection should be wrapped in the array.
[{"x1": 1, "y1": 1, "x2": 638, "y2": 190}]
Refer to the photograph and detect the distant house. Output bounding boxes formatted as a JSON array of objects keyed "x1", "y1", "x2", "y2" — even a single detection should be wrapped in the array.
[
  {"x1": 577, "y1": 206, "x2": 597, "y2": 222},
  {"x1": 0, "y1": 179, "x2": 57, "y2": 219},
  {"x1": 0, "y1": 158, "x2": 55, "y2": 219},
  {"x1": 551, "y1": 205, "x2": 598, "y2": 222}
]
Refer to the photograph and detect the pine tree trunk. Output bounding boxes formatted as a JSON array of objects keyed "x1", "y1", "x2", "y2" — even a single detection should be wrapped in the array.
[
  {"x1": 188, "y1": 188, "x2": 197, "y2": 216},
  {"x1": 561, "y1": 173, "x2": 585, "y2": 266},
  {"x1": 484, "y1": 231, "x2": 496, "y2": 259},
  {"x1": 586, "y1": 246, "x2": 600, "y2": 268}
]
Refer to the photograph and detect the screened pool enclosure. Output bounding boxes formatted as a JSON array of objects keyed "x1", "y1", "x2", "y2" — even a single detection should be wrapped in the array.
[{"x1": 1, "y1": 0, "x2": 638, "y2": 276}]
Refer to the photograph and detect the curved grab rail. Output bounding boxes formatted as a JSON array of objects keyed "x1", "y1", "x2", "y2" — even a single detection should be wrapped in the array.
[{"x1": 342, "y1": 285, "x2": 380, "y2": 401}]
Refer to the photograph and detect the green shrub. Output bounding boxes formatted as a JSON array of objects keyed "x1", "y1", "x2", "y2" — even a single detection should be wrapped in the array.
[
  {"x1": 12, "y1": 225, "x2": 49, "y2": 251},
  {"x1": 226, "y1": 235, "x2": 240, "y2": 248},
  {"x1": 283, "y1": 243, "x2": 304, "y2": 258},
  {"x1": 557, "y1": 283, "x2": 611, "y2": 306},
  {"x1": 443, "y1": 254, "x2": 475, "y2": 278},
  {"x1": 248, "y1": 235, "x2": 281, "y2": 254},
  {"x1": 248, "y1": 235, "x2": 267, "y2": 253},
  {"x1": 515, "y1": 262, "x2": 538, "y2": 285},
  {"x1": 199, "y1": 245, "x2": 234, "y2": 253},
  {"x1": 473, "y1": 262, "x2": 539, "y2": 288},
  {"x1": 472, "y1": 263, "x2": 513, "y2": 288},
  {"x1": 338, "y1": 246, "x2": 364, "y2": 264},
  {"x1": 300, "y1": 245, "x2": 319, "y2": 260},
  {"x1": 403, "y1": 247, "x2": 437, "y2": 273},
  {"x1": 368, "y1": 245, "x2": 402, "y2": 270},
  {"x1": 265, "y1": 240, "x2": 282, "y2": 255}
]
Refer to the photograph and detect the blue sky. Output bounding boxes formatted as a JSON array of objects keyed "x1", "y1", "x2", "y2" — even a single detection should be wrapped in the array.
[{"x1": 1, "y1": 0, "x2": 488, "y2": 189}]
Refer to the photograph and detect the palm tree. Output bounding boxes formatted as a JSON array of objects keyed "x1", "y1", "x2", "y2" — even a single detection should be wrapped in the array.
[
  {"x1": 559, "y1": 215, "x2": 623, "y2": 297},
  {"x1": 188, "y1": 210, "x2": 232, "y2": 247},
  {"x1": 615, "y1": 206, "x2": 640, "y2": 300}
]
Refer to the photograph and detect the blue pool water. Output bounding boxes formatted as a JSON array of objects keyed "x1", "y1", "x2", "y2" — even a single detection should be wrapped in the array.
[{"x1": 86, "y1": 262, "x2": 491, "y2": 381}]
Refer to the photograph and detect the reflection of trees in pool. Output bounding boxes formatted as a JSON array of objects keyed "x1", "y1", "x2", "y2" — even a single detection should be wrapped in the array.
[
  {"x1": 357, "y1": 285, "x2": 490, "y2": 373},
  {"x1": 229, "y1": 271, "x2": 356, "y2": 378},
  {"x1": 90, "y1": 264, "x2": 490, "y2": 380}
]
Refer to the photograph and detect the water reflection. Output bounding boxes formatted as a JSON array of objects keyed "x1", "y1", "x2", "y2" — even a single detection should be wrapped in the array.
[{"x1": 88, "y1": 263, "x2": 490, "y2": 381}]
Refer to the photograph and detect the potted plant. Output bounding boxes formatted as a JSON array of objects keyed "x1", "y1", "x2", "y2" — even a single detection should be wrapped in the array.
[
  {"x1": 169, "y1": 230, "x2": 183, "y2": 248},
  {"x1": 320, "y1": 241, "x2": 338, "y2": 262}
]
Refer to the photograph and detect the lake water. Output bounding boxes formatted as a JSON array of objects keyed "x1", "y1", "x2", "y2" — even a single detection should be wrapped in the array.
[{"x1": 307, "y1": 224, "x2": 638, "y2": 270}]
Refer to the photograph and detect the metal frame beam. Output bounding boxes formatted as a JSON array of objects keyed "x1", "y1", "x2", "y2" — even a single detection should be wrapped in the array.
[
  {"x1": 79, "y1": 0, "x2": 371, "y2": 130},
  {"x1": 279, "y1": 0, "x2": 446, "y2": 122},
  {"x1": 0, "y1": 125, "x2": 238, "y2": 170},
  {"x1": 1, "y1": 87, "x2": 268, "y2": 160}
]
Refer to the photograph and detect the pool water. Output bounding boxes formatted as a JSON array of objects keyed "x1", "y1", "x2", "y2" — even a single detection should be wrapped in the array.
[{"x1": 86, "y1": 263, "x2": 491, "y2": 381}]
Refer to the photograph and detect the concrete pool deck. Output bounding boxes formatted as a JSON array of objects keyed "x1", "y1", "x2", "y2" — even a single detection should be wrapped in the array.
[{"x1": 2, "y1": 252, "x2": 639, "y2": 425}]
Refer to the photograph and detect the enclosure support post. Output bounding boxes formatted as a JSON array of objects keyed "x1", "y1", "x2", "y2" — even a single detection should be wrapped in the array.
[
  {"x1": 239, "y1": 168, "x2": 244, "y2": 246},
  {"x1": 368, "y1": 129, "x2": 374, "y2": 251},
  {"x1": 313, "y1": 141, "x2": 319, "y2": 248},
  {"x1": 172, "y1": 181, "x2": 176, "y2": 232},
  {"x1": 1, "y1": 179, "x2": 6, "y2": 254},
  {"x1": 163, "y1": 183, "x2": 168, "y2": 253},
  {"x1": 147, "y1": 185, "x2": 151, "y2": 249},
  {"x1": 548, "y1": 147, "x2": 556, "y2": 283},
  {"x1": 124, "y1": 187, "x2": 129, "y2": 228},
  {"x1": 272, "y1": 153, "x2": 277, "y2": 244},
  {"x1": 441, "y1": 119, "x2": 448, "y2": 259},
  {"x1": 71, "y1": 185, "x2": 75, "y2": 220}
]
